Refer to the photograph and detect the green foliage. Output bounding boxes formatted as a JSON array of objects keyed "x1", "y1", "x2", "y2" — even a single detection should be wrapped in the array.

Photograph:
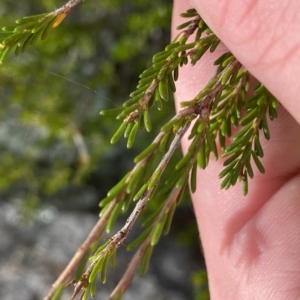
[
  {"x1": 0, "y1": 8, "x2": 69, "y2": 63},
  {"x1": 0, "y1": 0, "x2": 171, "y2": 210},
  {"x1": 85, "y1": 8, "x2": 277, "y2": 300},
  {"x1": 0, "y1": 2, "x2": 279, "y2": 300}
]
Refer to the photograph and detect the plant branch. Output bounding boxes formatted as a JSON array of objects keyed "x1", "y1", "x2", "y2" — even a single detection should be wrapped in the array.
[
  {"x1": 43, "y1": 199, "x2": 117, "y2": 300},
  {"x1": 55, "y1": 0, "x2": 85, "y2": 14},
  {"x1": 109, "y1": 186, "x2": 183, "y2": 299},
  {"x1": 71, "y1": 121, "x2": 191, "y2": 299}
]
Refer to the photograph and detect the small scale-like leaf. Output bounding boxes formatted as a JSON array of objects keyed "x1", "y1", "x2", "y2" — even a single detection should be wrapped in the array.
[
  {"x1": 3, "y1": 32, "x2": 22, "y2": 45},
  {"x1": 188, "y1": 119, "x2": 201, "y2": 139},
  {"x1": 2, "y1": 26, "x2": 16, "y2": 32},
  {"x1": 99, "y1": 203, "x2": 110, "y2": 217},
  {"x1": 233, "y1": 123, "x2": 253, "y2": 141},
  {"x1": 214, "y1": 52, "x2": 232, "y2": 66},
  {"x1": 173, "y1": 65, "x2": 179, "y2": 81},
  {"x1": 151, "y1": 214, "x2": 167, "y2": 246},
  {"x1": 206, "y1": 132, "x2": 218, "y2": 160},
  {"x1": 176, "y1": 164, "x2": 191, "y2": 187},
  {"x1": 225, "y1": 128, "x2": 254, "y2": 153},
  {"x1": 176, "y1": 182, "x2": 187, "y2": 205},
  {"x1": 124, "y1": 122, "x2": 134, "y2": 139},
  {"x1": 153, "y1": 59, "x2": 167, "y2": 69},
  {"x1": 190, "y1": 161, "x2": 198, "y2": 193},
  {"x1": 223, "y1": 150, "x2": 242, "y2": 166},
  {"x1": 269, "y1": 103, "x2": 278, "y2": 120},
  {"x1": 139, "y1": 67, "x2": 157, "y2": 79},
  {"x1": 218, "y1": 131, "x2": 226, "y2": 150},
  {"x1": 133, "y1": 183, "x2": 148, "y2": 201},
  {"x1": 220, "y1": 173, "x2": 231, "y2": 189},
  {"x1": 129, "y1": 86, "x2": 148, "y2": 98},
  {"x1": 221, "y1": 55, "x2": 234, "y2": 67},
  {"x1": 176, "y1": 20, "x2": 192, "y2": 30},
  {"x1": 160, "y1": 116, "x2": 180, "y2": 132},
  {"x1": 143, "y1": 110, "x2": 152, "y2": 132},
  {"x1": 154, "y1": 89, "x2": 163, "y2": 111},
  {"x1": 101, "y1": 254, "x2": 108, "y2": 283},
  {"x1": 127, "y1": 122, "x2": 139, "y2": 148},
  {"x1": 219, "y1": 159, "x2": 238, "y2": 179},
  {"x1": 106, "y1": 202, "x2": 122, "y2": 233},
  {"x1": 163, "y1": 201, "x2": 177, "y2": 235},
  {"x1": 261, "y1": 117, "x2": 270, "y2": 140},
  {"x1": 251, "y1": 150, "x2": 265, "y2": 173},
  {"x1": 110, "y1": 122, "x2": 127, "y2": 144},
  {"x1": 147, "y1": 168, "x2": 163, "y2": 190},
  {"x1": 109, "y1": 248, "x2": 117, "y2": 268},
  {"x1": 91, "y1": 241, "x2": 110, "y2": 259},
  {"x1": 14, "y1": 20, "x2": 38, "y2": 32},
  {"x1": 89, "y1": 256, "x2": 105, "y2": 283},
  {"x1": 245, "y1": 159, "x2": 254, "y2": 179},
  {"x1": 168, "y1": 74, "x2": 176, "y2": 93},
  {"x1": 242, "y1": 173, "x2": 248, "y2": 195},
  {"x1": 0, "y1": 47, "x2": 11, "y2": 64},
  {"x1": 221, "y1": 144, "x2": 243, "y2": 157},
  {"x1": 240, "y1": 108, "x2": 259, "y2": 126},
  {"x1": 180, "y1": 10, "x2": 199, "y2": 18},
  {"x1": 90, "y1": 276, "x2": 97, "y2": 298},
  {"x1": 134, "y1": 143, "x2": 157, "y2": 163},
  {"x1": 175, "y1": 152, "x2": 192, "y2": 171},
  {"x1": 158, "y1": 80, "x2": 169, "y2": 101},
  {"x1": 140, "y1": 245, "x2": 154, "y2": 275},
  {"x1": 191, "y1": 45, "x2": 209, "y2": 65},
  {"x1": 254, "y1": 134, "x2": 264, "y2": 157},
  {"x1": 220, "y1": 117, "x2": 228, "y2": 137},
  {"x1": 52, "y1": 12, "x2": 68, "y2": 28},
  {"x1": 240, "y1": 142, "x2": 252, "y2": 163},
  {"x1": 106, "y1": 172, "x2": 129, "y2": 198},
  {"x1": 157, "y1": 66, "x2": 168, "y2": 81},
  {"x1": 99, "y1": 195, "x2": 114, "y2": 208},
  {"x1": 14, "y1": 44, "x2": 22, "y2": 56},
  {"x1": 210, "y1": 38, "x2": 221, "y2": 52},
  {"x1": 221, "y1": 67, "x2": 233, "y2": 85},
  {"x1": 31, "y1": 15, "x2": 54, "y2": 33},
  {"x1": 15, "y1": 13, "x2": 48, "y2": 24},
  {"x1": 126, "y1": 166, "x2": 144, "y2": 194},
  {"x1": 176, "y1": 135, "x2": 199, "y2": 170},
  {"x1": 138, "y1": 74, "x2": 157, "y2": 86},
  {"x1": 197, "y1": 139, "x2": 206, "y2": 169},
  {"x1": 51, "y1": 284, "x2": 64, "y2": 300},
  {"x1": 159, "y1": 132, "x2": 171, "y2": 153},
  {"x1": 82, "y1": 287, "x2": 89, "y2": 300},
  {"x1": 41, "y1": 16, "x2": 60, "y2": 40},
  {"x1": 152, "y1": 50, "x2": 170, "y2": 63},
  {"x1": 20, "y1": 33, "x2": 35, "y2": 52},
  {"x1": 121, "y1": 193, "x2": 132, "y2": 213},
  {"x1": 230, "y1": 162, "x2": 243, "y2": 185}
]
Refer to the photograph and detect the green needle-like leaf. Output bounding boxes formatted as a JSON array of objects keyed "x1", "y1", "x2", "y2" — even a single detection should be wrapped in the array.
[{"x1": 140, "y1": 245, "x2": 154, "y2": 275}]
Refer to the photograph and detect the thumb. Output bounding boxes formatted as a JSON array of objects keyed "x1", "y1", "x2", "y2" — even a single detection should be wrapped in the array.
[{"x1": 192, "y1": 0, "x2": 300, "y2": 124}]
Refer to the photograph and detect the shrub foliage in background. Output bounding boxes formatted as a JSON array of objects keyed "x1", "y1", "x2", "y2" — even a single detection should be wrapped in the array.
[{"x1": 0, "y1": 1, "x2": 278, "y2": 299}]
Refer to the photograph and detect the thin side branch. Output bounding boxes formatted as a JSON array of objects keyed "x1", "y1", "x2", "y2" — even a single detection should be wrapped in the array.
[
  {"x1": 71, "y1": 122, "x2": 191, "y2": 299},
  {"x1": 109, "y1": 186, "x2": 183, "y2": 299},
  {"x1": 43, "y1": 199, "x2": 117, "y2": 300},
  {"x1": 55, "y1": 0, "x2": 85, "y2": 14}
]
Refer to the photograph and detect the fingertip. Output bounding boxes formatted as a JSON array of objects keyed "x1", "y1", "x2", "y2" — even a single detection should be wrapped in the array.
[{"x1": 190, "y1": 0, "x2": 300, "y2": 123}]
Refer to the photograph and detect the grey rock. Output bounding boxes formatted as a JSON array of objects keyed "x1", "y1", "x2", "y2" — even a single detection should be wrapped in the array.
[{"x1": 0, "y1": 203, "x2": 199, "y2": 300}]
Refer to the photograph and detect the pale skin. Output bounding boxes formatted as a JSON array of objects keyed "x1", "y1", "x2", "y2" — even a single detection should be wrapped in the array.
[{"x1": 172, "y1": 1, "x2": 300, "y2": 299}]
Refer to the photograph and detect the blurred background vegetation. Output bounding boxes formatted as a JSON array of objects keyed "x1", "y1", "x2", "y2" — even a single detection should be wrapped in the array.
[{"x1": 0, "y1": 1, "x2": 208, "y2": 298}]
